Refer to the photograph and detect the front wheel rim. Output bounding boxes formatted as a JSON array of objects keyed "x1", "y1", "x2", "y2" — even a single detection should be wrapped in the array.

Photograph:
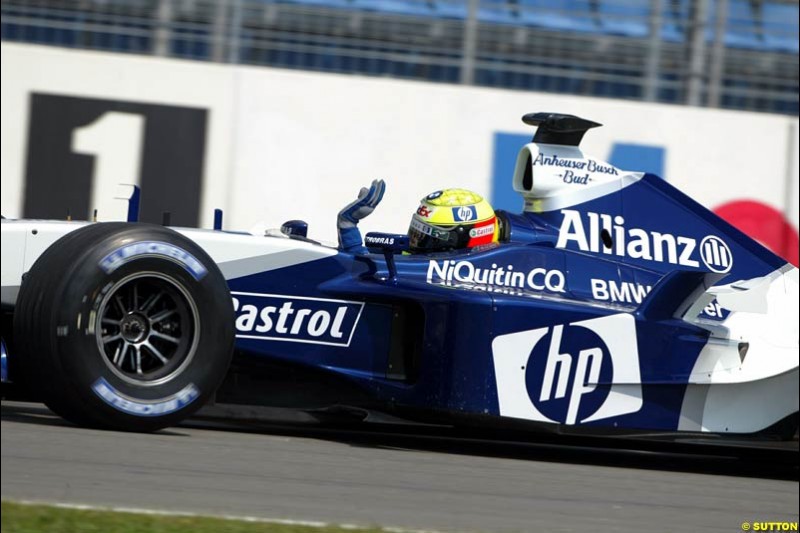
[{"x1": 95, "y1": 272, "x2": 200, "y2": 387}]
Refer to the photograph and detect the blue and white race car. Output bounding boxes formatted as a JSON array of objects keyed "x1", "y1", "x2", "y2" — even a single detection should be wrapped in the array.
[{"x1": 1, "y1": 113, "x2": 797, "y2": 438}]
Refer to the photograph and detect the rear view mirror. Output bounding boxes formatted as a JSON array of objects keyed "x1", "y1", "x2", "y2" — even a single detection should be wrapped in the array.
[
  {"x1": 364, "y1": 233, "x2": 409, "y2": 282},
  {"x1": 281, "y1": 220, "x2": 309, "y2": 238}
]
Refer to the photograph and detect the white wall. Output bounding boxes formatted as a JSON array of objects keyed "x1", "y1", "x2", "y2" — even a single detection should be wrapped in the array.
[{"x1": 2, "y1": 42, "x2": 798, "y2": 253}]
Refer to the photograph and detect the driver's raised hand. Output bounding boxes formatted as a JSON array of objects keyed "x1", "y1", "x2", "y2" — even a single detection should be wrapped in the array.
[
  {"x1": 338, "y1": 179, "x2": 386, "y2": 228},
  {"x1": 337, "y1": 179, "x2": 386, "y2": 251}
]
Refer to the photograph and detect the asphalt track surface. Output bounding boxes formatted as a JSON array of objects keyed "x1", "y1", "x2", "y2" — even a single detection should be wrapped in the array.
[{"x1": 2, "y1": 402, "x2": 798, "y2": 533}]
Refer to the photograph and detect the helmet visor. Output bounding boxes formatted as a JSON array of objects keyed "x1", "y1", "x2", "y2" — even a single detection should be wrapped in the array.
[
  {"x1": 408, "y1": 218, "x2": 468, "y2": 252},
  {"x1": 408, "y1": 217, "x2": 496, "y2": 252}
]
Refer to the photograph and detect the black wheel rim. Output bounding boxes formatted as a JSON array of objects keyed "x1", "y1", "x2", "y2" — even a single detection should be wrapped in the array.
[{"x1": 96, "y1": 272, "x2": 199, "y2": 386}]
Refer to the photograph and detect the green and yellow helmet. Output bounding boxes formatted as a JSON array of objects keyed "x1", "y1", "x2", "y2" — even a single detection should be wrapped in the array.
[{"x1": 408, "y1": 189, "x2": 499, "y2": 252}]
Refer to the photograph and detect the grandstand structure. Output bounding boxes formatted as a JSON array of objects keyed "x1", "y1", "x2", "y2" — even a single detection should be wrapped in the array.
[{"x1": 2, "y1": 0, "x2": 798, "y2": 115}]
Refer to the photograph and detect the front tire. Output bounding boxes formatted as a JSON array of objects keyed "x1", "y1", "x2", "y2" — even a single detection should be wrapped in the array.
[{"x1": 13, "y1": 223, "x2": 234, "y2": 431}]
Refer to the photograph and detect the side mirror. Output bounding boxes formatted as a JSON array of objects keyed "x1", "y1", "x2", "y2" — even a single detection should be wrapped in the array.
[
  {"x1": 364, "y1": 232, "x2": 409, "y2": 282},
  {"x1": 281, "y1": 220, "x2": 308, "y2": 238}
]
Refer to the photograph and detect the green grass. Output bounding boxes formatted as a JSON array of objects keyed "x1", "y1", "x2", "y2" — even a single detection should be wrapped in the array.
[{"x1": 1, "y1": 501, "x2": 387, "y2": 533}]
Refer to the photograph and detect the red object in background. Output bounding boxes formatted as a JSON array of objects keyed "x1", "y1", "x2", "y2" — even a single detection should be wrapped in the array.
[{"x1": 714, "y1": 200, "x2": 799, "y2": 267}]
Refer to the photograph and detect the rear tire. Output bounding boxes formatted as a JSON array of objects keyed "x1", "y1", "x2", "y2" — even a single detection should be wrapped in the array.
[{"x1": 13, "y1": 223, "x2": 234, "y2": 431}]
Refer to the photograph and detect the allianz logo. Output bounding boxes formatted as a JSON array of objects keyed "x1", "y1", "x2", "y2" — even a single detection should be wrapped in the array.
[
  {"x1": 427, "y1": 260, "x2": 566, "y2": 293},
  {"x1": 231, "y1": 292, "x2": 364, "y2": 347},
  {"x1": 556, "y1": 209, "x2": 733, "y2": 273}
]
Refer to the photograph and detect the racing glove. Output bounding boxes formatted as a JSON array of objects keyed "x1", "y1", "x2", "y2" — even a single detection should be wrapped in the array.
[{"x1": 337, "y1": 179, "x2": 386, "y2": 251}]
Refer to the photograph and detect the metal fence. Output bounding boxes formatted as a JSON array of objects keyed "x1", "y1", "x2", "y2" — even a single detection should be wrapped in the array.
[{"x1": 2, "y1": 0, "x2": 798, "y2": 115}]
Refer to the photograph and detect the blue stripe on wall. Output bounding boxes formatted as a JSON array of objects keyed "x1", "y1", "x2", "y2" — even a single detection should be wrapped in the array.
[{"x1": 607, "y1": 143, "x2": 665, "y2": 177}]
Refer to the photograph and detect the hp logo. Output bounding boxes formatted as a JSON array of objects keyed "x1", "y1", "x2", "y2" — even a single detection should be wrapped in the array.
[
  {"x1": 700, "y1": 235, "x2": 733, "y2": 273},
  {"x1": 533, "y1": 324, "x2": 606, "y2": 424},
  {"x1": 492, "y1": 313, "x2": 642, "y2": 425},
  {"x1": 452, "y1": 205, "x2": 477, "y2": 222}
]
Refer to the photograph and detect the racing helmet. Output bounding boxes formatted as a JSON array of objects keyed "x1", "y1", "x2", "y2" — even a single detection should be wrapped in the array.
[{"x1": 408, "y1": 189, "x2": 499, "y2": 252}]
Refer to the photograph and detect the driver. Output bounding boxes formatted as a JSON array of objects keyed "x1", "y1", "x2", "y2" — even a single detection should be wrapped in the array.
[
  {"x1": 337, "y1": 181, "x2": 500, "y2": 253},
  {"x1": 408, "y1": 189, "x2": 499, "y2": 252}
]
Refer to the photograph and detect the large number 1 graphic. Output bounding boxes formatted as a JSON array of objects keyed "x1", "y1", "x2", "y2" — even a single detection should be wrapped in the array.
[
  {"x1": 25, "y1": 94, "x2": 203, "y2": 225},
  {"x1": 71, "y1": 112, "x2": 145, "y2": 220}
]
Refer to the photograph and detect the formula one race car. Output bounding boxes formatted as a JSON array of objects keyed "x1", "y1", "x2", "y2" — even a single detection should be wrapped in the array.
[{"x1": 1, "y1": 113, "x2": 797, "y2": 438}]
